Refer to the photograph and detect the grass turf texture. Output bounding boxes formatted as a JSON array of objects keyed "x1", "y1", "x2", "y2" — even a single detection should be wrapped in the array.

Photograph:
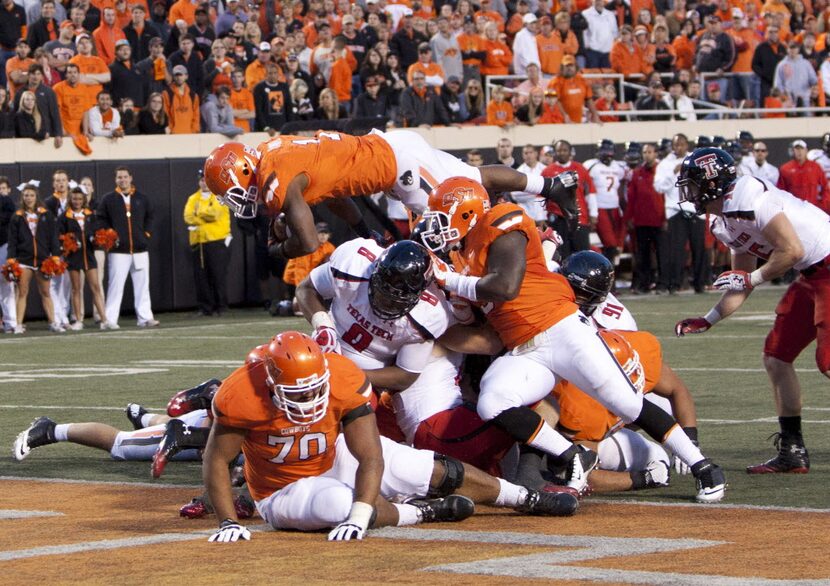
[{"x1": 0, "y1": 286, "x2": 827, "y2": 509}]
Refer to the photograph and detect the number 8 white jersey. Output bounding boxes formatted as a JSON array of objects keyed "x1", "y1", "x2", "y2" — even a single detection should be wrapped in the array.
[{"x1": 309, "y1": 238, "x2": 461, "y2": 374}]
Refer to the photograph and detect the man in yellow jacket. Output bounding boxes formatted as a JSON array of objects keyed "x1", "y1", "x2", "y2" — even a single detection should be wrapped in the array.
[{"x1": 183, "y1": 171, "x2": 231, "y2": 316}]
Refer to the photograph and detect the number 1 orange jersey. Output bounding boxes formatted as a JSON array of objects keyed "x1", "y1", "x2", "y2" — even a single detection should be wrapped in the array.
[
  {"x1": 212, "y1": 353, "x2": 373, "y2": 502},
  {"x1": 554, "y1": 330, "x2": 664, "y2": 443},
  {"x1": 449, "y1": 203, "x2": 578, "y2": 349},
  {"x1": 255, "y1": 131, "x2": 398, "y2": 214}
]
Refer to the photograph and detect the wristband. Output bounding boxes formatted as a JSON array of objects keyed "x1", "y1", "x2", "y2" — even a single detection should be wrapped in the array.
[
  {"x1": 443, "y1": 272, "x2": 480, "y2": 302},
  {"x1": 311, "y1": 311, "x2": 335, "y2": 330},
  {"x1": 219, "y1": 517, "x2": 238, "y2": 528},
  {"x1": 749, "y1": 269, "x2": 765, "y2": 288},
  {"x1": 703, "y1": 307, "x2": 722, "y2": 326},
  {"x1": 346, "y1": 501, "x2": 375, "y2": 530}
]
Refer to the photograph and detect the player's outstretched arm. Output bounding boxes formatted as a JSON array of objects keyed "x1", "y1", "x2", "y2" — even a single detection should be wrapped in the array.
[
  {"x1": 203, "y1": 422, "x2": 249, "y2": 543},
  {"x1": 676, "y1": 252, "x2": 756, "y2": 336},
  {"x1": 329, "y1": 410, "x2": 383, "y2": 541},
  {"x1": 273, "y1": 175, "x2": 319, "y2": 259}
]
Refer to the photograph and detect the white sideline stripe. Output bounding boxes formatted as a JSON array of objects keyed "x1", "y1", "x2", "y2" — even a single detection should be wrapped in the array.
[
  {"x1": 0, "y1": 404, "x2": 167, "y2": 411},
  {"x1": 0, "y1": 510, "x2": 63, "y2": 520},
  {"x1": 0, "y1": 476, "x2": 202, "y2": 490},
  {"x1": 0, "y1": 476, "x2": 826, "y2": 514},
  {"x1": 675, "y1": 367, "x2": 816, "y2": 373},
  {"x1": 699, "y1": 418, "x2": 829, "y2": 424},
  {"x1": 133, "y1": 360, "x2": 241, "y2": 367},
  {"x1": 0, "y1": 524, "x2": 272, "y2": 562}
]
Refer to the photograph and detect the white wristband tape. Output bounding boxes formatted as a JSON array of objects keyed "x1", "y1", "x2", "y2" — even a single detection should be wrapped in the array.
[
  {"x1": 443, "y1": 272, "x2": 480, "y2": 302},
  {"x1": 311, "y1": 311, "x2": 335, "y2": 330},
  {"x1": 703, "y1": 307, "x2": 722, "y2": 326},
  {"x1": 749, "y1": 269, "x2": 765, "y2": 288},
  {"x1": 346, "y1": 501, "x2": 375, "y2": 531}
]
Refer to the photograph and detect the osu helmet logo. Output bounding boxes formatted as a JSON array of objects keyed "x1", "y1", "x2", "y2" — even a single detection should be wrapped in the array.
[
  {"x1": 694, "y1": 153, "x2": 719, "y2": 179},
  {"x1": 219, "y1": 151, "x2": 238, "y2": 183},
  {"x1": 442, "y1": 186, "x2": 474, "y2": 206}
]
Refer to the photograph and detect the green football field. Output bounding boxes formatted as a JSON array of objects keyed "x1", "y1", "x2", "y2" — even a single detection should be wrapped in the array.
[{"x1": 1, "y1": 286, "x2": 827, "y2": 509}]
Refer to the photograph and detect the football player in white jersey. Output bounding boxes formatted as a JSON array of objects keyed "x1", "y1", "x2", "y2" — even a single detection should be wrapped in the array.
[
  {"x1": 675, "y1": 147, "x2": 830, "y2": 475},
  {"x1": 295, "y1": 238, "x2": 579, "y2": 514},
  {"x1": 807, "y1": 132, "x2": 830, "y2": 184},
  {"x1": 584, "y1": 139, "x2": 627, "y2": 270}
]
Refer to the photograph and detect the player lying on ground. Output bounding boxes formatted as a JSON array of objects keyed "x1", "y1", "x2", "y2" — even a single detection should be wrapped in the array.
[
  {"x1": 422, "y1": 176, "x2": 725, "y2": 503},
  {"x1": 203, "y1": 331, "x2": 580, "y2": 543},
  {"x1": 675, "y1": 147, "x2": 829, "y2": 474},
  {"x1": 202, "y1": 130, "x2": 579, "y2": 258}
]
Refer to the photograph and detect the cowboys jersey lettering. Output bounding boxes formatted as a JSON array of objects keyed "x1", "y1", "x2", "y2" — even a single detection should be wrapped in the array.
[
  {"x1": 709, "y1": 176, "x2": 830, "y2": 270},
  {"x1": 584, "y1": 159, "x2": 627, "y2": 209},
  {"x1": 309, "y1": 238, "x2": 457, "y2": 373}
]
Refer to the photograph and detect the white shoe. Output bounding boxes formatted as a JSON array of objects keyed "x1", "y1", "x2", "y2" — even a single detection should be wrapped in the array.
[
  {"x1": 100, "y1": 322, "x2": 120, "y2": 330},
  {"x1": 137, "y1": 319, "x2": 160, "y2": 328},
  {"x1": 49, "y1": 323, "x2": 66, "y2": 333},
  {"x1": 67, "y1": 322, "x2": 84, "y2": 331},
  {"x1": 13, "y1": 326, "x2": 24, "y2": 335}
]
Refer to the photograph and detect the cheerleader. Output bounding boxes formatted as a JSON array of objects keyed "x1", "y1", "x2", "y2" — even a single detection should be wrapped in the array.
[
  {"x1": 6, "y1": 183, "x2": 62, "y2": 333},
  {"x1": 58, "y1": 187, "x2": 110, "y2": 330}
]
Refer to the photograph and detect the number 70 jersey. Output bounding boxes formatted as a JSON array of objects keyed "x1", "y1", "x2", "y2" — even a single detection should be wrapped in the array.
[{"x1": 309, "y1": 238, "x2": 463, "y2": 372}]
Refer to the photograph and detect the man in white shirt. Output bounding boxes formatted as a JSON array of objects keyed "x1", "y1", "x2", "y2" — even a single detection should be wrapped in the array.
[
  {"x1": 581, "y1": 0, "x2": 618, "y2": 68},
  {"x1": 653, "y1": 133, "x2": 707, "y2": 294},
  {"x1": 663, "y1": 79, "x2": 697, "y2": 121},
  {"x1": 512, "y1": 144, "x2": 547, "y2": 223},
  {"x1": 739, "y1": 141, "x2": 780, "y2": 185},
  {"x1": 512, "y1": 13, "x2": 541, "y2": 76},
  {"x1": 807, "y1": 132, "x2": 830, "y2": 184},
  {"x1": 86, "y1": 90, "x2": 123, "y2": 138}
]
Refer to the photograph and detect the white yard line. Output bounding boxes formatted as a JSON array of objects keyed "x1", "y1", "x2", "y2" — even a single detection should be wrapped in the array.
[{"x1": 0, "y1": 510, "x2": 63, "y2": 520}]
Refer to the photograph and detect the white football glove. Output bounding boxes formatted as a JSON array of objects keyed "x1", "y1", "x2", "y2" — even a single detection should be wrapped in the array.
[
  {"x1": 672, "y1": 454, "x2": 691, "y2": 476},
  {"x1": 209, "y1": 518, "x2": 251, "y2": 543},
  {"x1": 712, "y1": 270, "x2": 753, "y2": 292},
  {"x1": 327, "y1": 502, "x2": 374, "y2": 542},
  {"x1": 313, "y1": 325, "x2": 341, "y2": 354}
]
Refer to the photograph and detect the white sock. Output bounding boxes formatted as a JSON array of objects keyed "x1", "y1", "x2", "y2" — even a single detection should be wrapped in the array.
[
  {"x1": 663, "y1": 425, "x2": 704, "y2": 468},
  {"x1": 393, "y1": 503, "x2": 422, "y2": 526},
  {"x1": 54, "y1": 424, "x2": 70, "y2": 442},
  {"x1": 494, "y1": 478, "x2": 528, "y2": 507},
  {"x1": 525, "y1": 174, "x2": 545, "y2": 194},
  {"x1": 528, "y1": 423, "x2": 573, "y2": 457},
  {"x1": 139, "y1": 413, "x2": 154, "y2": 428}
]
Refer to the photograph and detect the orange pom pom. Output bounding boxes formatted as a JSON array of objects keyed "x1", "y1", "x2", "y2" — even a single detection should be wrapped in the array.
[
  {"x1": 40, "y1": 256, "x2": 68, "y2": 278},
  {"x1": 1, "y1": 259, "x2": 22, "y2": 283},
  {"x1": 93, "y1": 228, "x2": 119, "y2": 251},
  {"x1": 60, "y1": 233, "x2": 80, "y2": 255}
]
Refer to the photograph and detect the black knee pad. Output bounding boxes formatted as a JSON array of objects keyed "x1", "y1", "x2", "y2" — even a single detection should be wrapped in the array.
[
  {"x1": 428, "y1": 453, "x2": 466, "y2": 498},
  {"x1": 633, "y1": 399, "x2": 677, "y2": 442},
  {"x1": 492, "y1": 406, "x2": 543, "y2": 443}
]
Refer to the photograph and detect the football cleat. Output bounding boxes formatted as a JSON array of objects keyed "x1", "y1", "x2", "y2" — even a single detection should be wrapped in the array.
[
  {"x1": 125, "y1": 403, "x2": 148, "y2": 430},
  {"x1": 180, "y1": 497, "x2": 211, "y2": 519},
  {"x1": 691, "y1": 459, "x2": 726, "y2": 503},
  {"x1": 151, "y1": 419, "x2": 209, "y2": 479},
  {"x1": 516, "y1": 489, "x2": 579, "y2": 516},
  {"x1": 13, "y1": 416, "x2": 57, "y2": 461},
  {"x1": 746, "y1": 433, "x2": 810, "y2": 474},
  {"x1": 234, "y1": 494, "x2": 255, "y2": 520},
  {"x1": 166, "y1": 378, "x2": 222, "y2": 417},
  {"x1": 408, "y1": 495, "x2": 475, "y2": 523},
  {"x1": 563, "y1": 445, "x2": 599, "y2": 496},
  {"x1": 540, "y1": 483, "x2": 582, "y2": 500}
]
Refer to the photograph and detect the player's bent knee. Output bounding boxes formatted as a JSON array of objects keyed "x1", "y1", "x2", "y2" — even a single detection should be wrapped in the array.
[
  {"x1": 632, "y1": 399, "x2": 677, "y2": 443},
  {"x1": 490, "y1": 406, "x2": 543, "y2": 443},
  {"x1": 308, "y1": 485, "x2": 354, "y2": 528},
  {"x1": 428, "y1": 453, "x2": 466, "y2": 497},
  {"x1": 477, "y1": 393, "x2": 525, "y2": 422}
]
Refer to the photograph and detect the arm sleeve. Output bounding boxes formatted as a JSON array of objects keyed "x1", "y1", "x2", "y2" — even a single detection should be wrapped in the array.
[
  {"x1": 395, "y1": 339, "x2": 435, "y2": 373},
  {"x1": 88, "y1": 108, "x2": 109, "y2": 137},
  {"x1": 7, "y1": 216, "x2": 17, "y2": 259},
  {"x1": 183, "y1": 194, "x2": 202, "y2": 226},
  {"x1": 652, "y1": 160, "x2": 675, "y2": 194},
  {"x1": 309, "y1": 262, "x2": 337, "y2": 299}
]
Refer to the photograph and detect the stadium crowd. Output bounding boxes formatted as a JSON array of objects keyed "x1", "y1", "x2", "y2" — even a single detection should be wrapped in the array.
[{"x1": 1, "y1": 0, "x2": 830, "y2": 149}]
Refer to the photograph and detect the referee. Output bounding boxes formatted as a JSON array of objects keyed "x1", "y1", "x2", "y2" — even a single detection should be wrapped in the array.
[{"x1": 97, "y1": 166, "x2": 159, "y2": 328}]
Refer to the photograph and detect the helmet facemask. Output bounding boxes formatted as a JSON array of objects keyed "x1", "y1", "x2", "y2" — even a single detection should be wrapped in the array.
[
  {"x1": 621, "y1": 349, "x2": 645, "y2": 393},
  {"x1": 265, "y1": 358, "x2": 331, "y2": 425},
  {"x1": 218, "y1": 181, "x2": 258, "y2": 220},
  {"x1": 421, "y1": 210, "x2": 461, "y2": 252}
]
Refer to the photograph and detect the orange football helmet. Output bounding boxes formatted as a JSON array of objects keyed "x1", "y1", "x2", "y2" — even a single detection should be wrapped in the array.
[
  {"x1": 263, "y1": 331, "x2": 331, "y2": 424},
  {"x1": 422, "y1": 176, "x2": 491, "y2": 251},
  {"x1": 599, "y1": 330, "x2": 645, "y2": 393},
  {"x1": 203, "y1": 142, "x2": 261, "y2": 219}
]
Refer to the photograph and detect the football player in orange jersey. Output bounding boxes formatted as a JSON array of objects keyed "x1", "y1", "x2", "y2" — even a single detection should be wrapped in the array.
[
  {"x1": 203, "y1": 331, "x2": 579, "y2": 543},
  {"x1": 202, "y1": 130, "x2": 579, "y2": 260},
  {"x1": 423, "y1": 177, "x2": 726, "y2": 503}
]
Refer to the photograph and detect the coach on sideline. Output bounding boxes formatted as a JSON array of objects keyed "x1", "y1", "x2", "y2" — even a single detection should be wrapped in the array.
[{"x1": 97, "y1": 166, "x2": 159, "y2": 329}]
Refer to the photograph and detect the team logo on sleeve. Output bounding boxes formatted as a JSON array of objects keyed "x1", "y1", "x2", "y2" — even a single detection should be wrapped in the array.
[
  {"x1": 695, "y1": 153, "x2": 720, "y2": 179},
  {"x1": 399, "y1": 170, "x2": 414, "y2": 186}
]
